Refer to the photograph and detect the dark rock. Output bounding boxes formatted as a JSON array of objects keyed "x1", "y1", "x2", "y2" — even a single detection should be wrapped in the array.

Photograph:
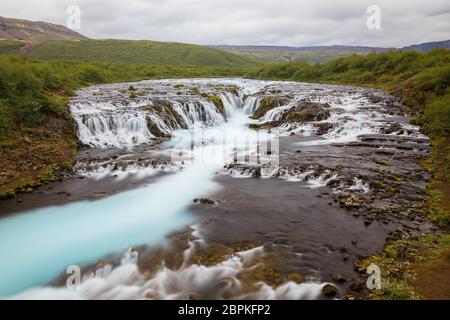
[
  {"x1": 322, "y1": 284, "x2": 338, "y2": 298},
  {"x1": 193, "y1": 198, "x2": 215, "y2": 205},
  {"x1": 349, "y1": 281, "x2": 365, "y2": 291},
  {"x1": 332, "y1": 274, "x2": 347, "y2": 283},
  {"x1": 287, "y1": 272, "x2": 305, "y2": 283}
]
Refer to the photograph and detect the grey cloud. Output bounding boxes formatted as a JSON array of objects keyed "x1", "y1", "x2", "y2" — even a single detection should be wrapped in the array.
[{"x1": 1, "y1": 0, "x2": 449, "y2": 47}]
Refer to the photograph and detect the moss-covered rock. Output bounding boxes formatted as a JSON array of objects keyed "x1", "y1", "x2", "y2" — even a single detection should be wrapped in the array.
[
  {"x1": 144, "y1": 102, "x2": 185, "y2": 136},
  {"x1": 207, "y1": 95, "x2": 225, "y2": 114},
  {"x1": 280, "y1": 100, "x2": 331, "y2": 123},
  {"x1": 0, "y1": 190, "x2": 16, "y2": 200},
  {"x1": 248, "y1": 124, "x2": 263, "y2": 130},
  {"x1": 252, "y1": 96, "x2": 288, "y2": 119}
]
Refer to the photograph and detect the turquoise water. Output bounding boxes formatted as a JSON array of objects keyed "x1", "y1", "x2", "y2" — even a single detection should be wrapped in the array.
[
  {"x1": 0, "y1": 163, "x2": 218, "y2": 298},
  {"x1": 0, "y1": 102, "x2": 262, "y2": 298}
]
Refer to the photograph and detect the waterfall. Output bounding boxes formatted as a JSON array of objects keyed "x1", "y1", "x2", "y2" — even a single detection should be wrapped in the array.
[
  {"x1": 70, "y1": 90, "x2": 240, "y2": 149},
  {"x1": 71, "y1": 102, "x2": 154, "y2": 148},
  {"x1": 242, "y1": 96, "x2": 260, "y2": 115},
  {"x1": 171, "y1": 100, "x2": 225, "y2": 127},
  {"x1": 219, "y1": 91, "x2": 243, "y2": 118}
]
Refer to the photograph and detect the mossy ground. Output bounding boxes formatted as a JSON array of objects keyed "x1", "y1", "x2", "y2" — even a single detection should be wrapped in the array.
[{"x1": 360, "y1": 234, "x2": 450, "y2": 300}]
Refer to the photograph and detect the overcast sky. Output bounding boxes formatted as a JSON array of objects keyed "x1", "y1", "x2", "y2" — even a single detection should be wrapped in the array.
[{"x1": 1, "y1": 0, "x2": 449, "y2": 47}]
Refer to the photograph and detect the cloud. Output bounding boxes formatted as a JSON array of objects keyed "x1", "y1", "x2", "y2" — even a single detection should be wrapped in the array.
[{"x1": 1, "y1": 0, "x2": 449, "y2": 47}]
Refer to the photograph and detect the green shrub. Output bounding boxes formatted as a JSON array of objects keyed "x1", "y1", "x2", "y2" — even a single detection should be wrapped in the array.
[
  {"x1": 0, "y1": 54, "x2": 253, "y2": 141},
  {"x1": 422, "y1": 94, "x2": 450, "y2": 138},
  {"x1": 79, "y1": 66, "x2": 107, "y2": 84},
  {"x1": 427, "y1": 189, "x2": 450, "y2": 227}
]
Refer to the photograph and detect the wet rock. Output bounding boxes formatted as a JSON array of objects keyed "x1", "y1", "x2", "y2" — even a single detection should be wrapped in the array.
[
  {"x1": 314, "y1": 122, "x2": 334, "y2": 135},
  {"x1": 322, "y1": 284, "x2": 338, "y2": 298},
  {"x1": 339, "y1": 193, "x2": 365, "y2": 209},
  {"x1": 193, "y1": 198, "x2": 215, "y2": 205},
  {"x1": 280, "y1": 100, "x2": 331, "y2": 123},
  {"x1": 252, "y1": 96, "x2": 289, "y2": 119},
  {"x1": 287, "y1": 272, "x2": 305, "y2": 283},
  {"x1": 372, "y1": 158, "x2": 391, "y2": 166},
  {"x1": 380, "y1": 122, "x2": 403, "y2": 135},
  {"x1": 332, "y1": 274, "x2": 347, "y2": 283},
  {"x1": 349, "y1": 281, "x2": 365, "y2": 291}
]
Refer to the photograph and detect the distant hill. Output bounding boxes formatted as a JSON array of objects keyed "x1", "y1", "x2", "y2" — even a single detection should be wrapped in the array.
[
  {"x1": 0, "y1": 16, "x2": 87, "y2": 42},
  {"x1": 401, "y1": 40, "x2": 450, "y2": 51},
  {"x1": 28, "y1": 40, "x2": 261, "y2": 67},
  {"x1": 0, "y1": 16, "x2": 260, "y2": 67},
  {"x1": 211, "y1": 45, "x2": 392, "y2": 53},
  {"x1": 209, "y1": 45, "x2": 392, "y2": 63},
  {"x1": 211, "y1": 42, "x2": 449, "y2": 63}
]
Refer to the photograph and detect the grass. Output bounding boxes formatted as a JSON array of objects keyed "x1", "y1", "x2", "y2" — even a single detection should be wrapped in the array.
[
  {"x1": 427, "y1": 189, "x2": 450, "y2": 227},
  {"x1": 29, "y1": 40, "x2": 261, "y2": 67},
  {"x1": 0, "y1": 40, "x2": 24, "y2": 54},
  {"x1": 360, "y1": 234, "x2": 450, "y2": 300},
  {"x1": 0, "y1": 54, "x2": 255, "y2": 140}
]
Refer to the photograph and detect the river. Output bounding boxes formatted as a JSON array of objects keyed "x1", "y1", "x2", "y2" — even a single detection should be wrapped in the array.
[{"x1": 0, "y1": 79, "x2": 432, "y2": 299}]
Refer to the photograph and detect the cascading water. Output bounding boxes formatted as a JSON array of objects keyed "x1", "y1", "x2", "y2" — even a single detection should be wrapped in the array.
[
  {"x1": 0, "y1": 78, "x2": 427, "y2": 300},
  {"x1": 71, "y1": 101, "x2": 153, "y2": 148}
]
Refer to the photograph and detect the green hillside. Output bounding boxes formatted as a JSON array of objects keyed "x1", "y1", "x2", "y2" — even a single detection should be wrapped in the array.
[
  {"x1": 29, "y1": 40, "x2": 261, "y2": 67},
  {"x1": 221, "y1": 48, "x2": 359, "y2": 63},
  {"x1": 0, "y1": 40, "x2": 23, "y2": 54}
]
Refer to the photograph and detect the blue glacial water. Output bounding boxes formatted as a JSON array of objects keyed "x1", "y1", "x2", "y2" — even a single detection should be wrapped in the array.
[{"x1": 0, "y1": 162, "x2": 219, "y2": 298}]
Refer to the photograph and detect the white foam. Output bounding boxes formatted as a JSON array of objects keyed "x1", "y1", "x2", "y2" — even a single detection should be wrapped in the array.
[
  {"x1": 347, "y1": 177, "x2": 370, "y2": 194},
  {"x1": 12, "y1": 247, "x2": 327, "y2": 300}
]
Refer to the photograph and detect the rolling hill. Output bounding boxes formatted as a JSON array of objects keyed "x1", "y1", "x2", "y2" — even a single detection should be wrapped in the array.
[
  {"x1": 28, "y1": 39, "x2": 261, "y2": 67},
  {"x1": 0, "y1": 16, "x2": 259, "y2": 67},
  {"x1": 0, "y1": 16, "x2": 87, "y2": 42}
]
